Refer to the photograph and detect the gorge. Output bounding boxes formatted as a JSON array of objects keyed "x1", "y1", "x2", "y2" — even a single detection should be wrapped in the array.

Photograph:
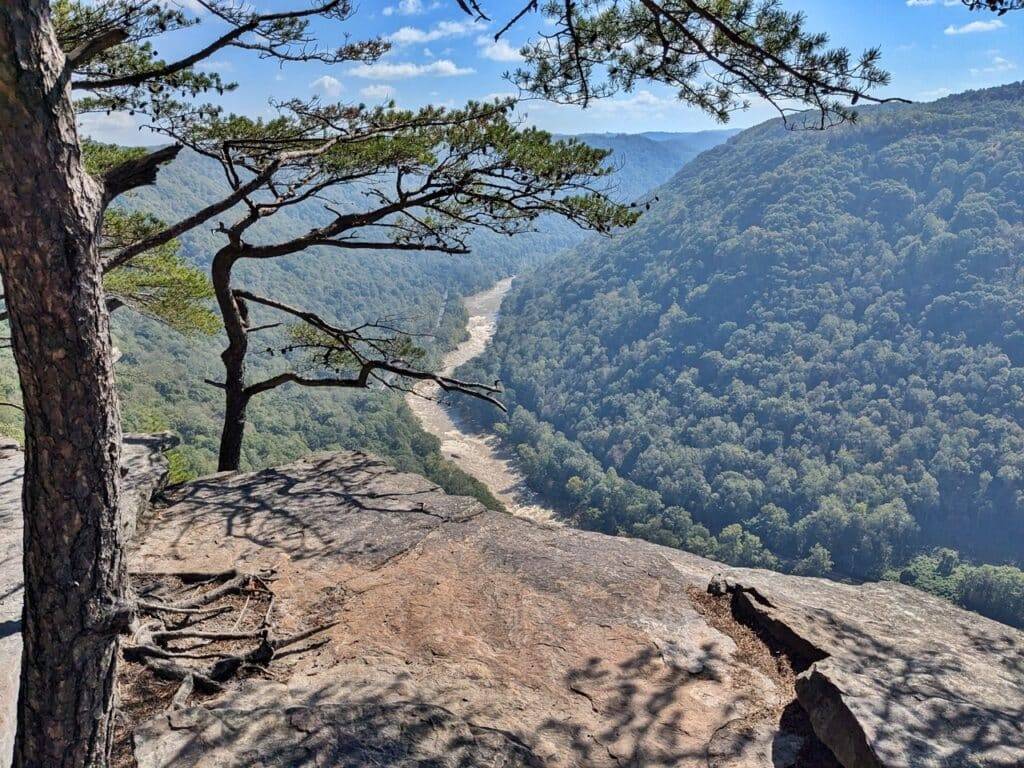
[{"x1": 405, "y1": 278, "x2": 555, "y2": 524}]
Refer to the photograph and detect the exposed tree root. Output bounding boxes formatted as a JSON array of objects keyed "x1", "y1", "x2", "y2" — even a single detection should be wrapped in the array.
[{"x1": 123, "y1": 569, "x2": 334, "y2": 708}]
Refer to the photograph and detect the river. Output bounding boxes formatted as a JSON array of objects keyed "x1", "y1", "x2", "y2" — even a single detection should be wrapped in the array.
[{"x1": 406, "y1": 278, "x2": 557, "y2": 524}]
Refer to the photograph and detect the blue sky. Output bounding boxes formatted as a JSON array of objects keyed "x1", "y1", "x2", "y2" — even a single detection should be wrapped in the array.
[{"x1": 81, "y1": 0, "x2": 1024, "y2": 144}]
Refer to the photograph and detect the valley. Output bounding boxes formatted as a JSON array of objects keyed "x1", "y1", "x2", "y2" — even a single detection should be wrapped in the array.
[
  {"x1": 406, "y1": 279, "x2": 555, "y2": 524},
  {"x1": 7, "y1": 3, "x2": 1024, "y2": 765}
]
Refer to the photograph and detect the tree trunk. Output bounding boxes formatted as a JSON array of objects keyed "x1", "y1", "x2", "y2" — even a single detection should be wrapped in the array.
[
  {"x1": 0, "y1": 3, "x2": 126, "y2": 766},
  {"x1": 213, "y1": 249, "x2": 249, "y2": 472},
  {"x1": 218, "y1": 382, "x2": 249, "y2": 472}
]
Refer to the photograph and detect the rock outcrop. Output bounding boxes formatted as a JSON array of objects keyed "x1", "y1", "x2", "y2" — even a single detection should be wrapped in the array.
[
  {"x1": 124, "y1": 451, "x2": 1023, "y2": 768},
  {"x1": 705, "y1": 572, "x2": 1024, "y2": 767},
  {"x1": 0, "y1": 434, "x2": 174, "y2": 767}
]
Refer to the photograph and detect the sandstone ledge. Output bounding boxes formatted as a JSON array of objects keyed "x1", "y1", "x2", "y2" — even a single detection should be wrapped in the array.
[{"x1": 126, "y1": 451, "x2": 1023, "y2": 768}]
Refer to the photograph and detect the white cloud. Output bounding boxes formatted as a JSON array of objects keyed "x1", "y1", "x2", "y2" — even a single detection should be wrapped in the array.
[
  {"x1": 195, "y1": 59, "x2": 232, "y2": 72},
  {"x1": 348, "y1": 59, "x2": 474, "y2": 79},
  {"x1": 480, "y1": 91, "x2": 517, "y2": 102},
  {"x1": 971, "y1": 53, "x2": 1017, "y2": 75},
  {"x1": 390, "y1": 19, "x2": 483, "y2": 45},
  {"x1": 382, "y1": 0, "x2": 437, "y2": 16},
  {"x1": 309, "y1": 74, "x2": 343, "y2": 97},
  {"x1": 531, "y1": 88, "x2": 678, "y2": 115},
  {"x1": 945, "y1": 19, "x2": 1006, "y2": 35},
  {"x1": 905, "y1": 0, "x2": 964, "y2": 5},
  {"x1": 476, "y1": 36, "x2": 524, "y2": 62},
  {"x1": 360, "y1": 84, "x2": 396, "y2": 100},
  {"x1": 78, "y1": 111, "x2": 151, "y2": 145}
]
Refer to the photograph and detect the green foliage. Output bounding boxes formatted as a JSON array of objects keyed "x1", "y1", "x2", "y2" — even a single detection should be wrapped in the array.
[
  {"x1": 793, "y1": 544, "x2": 834, "y2": 577},
  {"x1": 459, "y1": 84, "x2": 1024, "y2": 627},
  {"x1": 87, "y1": 133, "x2": 697, "y2": 501},
  {"x1": 80, "y1": 138, "x2": 148, "y2": 175},
  {"x1": 77, "y1": 140, "x2": 220, "y2": 336},
  {"x1": 102, "y1": 211, "x2": 218, "y2": 335},
  {"x1": 512, "y1": 0, "x2": 894, "y2": 128},
  {"x1": 895, "y1": 549, "x2": 1024, "y2": 627},
  {"x1": 715, "y1": 524, "x2": 778, "y2": 569}
]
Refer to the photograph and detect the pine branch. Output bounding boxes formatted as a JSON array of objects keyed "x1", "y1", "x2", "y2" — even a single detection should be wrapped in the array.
[{"x1": 101, "y1": 143, "x2": 181, "y2": 205}]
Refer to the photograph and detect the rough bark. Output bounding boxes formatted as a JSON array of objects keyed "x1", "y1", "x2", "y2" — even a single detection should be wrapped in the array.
[
  {"x1": 212, "y1": 249, "x2": 248, "y2": 471},
  {"x1": 0, "y1": 3, "x2": 126, "y2": 766}
]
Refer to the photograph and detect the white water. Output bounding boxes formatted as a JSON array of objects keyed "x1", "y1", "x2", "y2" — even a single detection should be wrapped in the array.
[{"x1": 406, "y1": 278, "x2": 556, "y2": 524}]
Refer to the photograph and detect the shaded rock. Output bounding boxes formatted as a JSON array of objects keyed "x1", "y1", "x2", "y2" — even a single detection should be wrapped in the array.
[
  {"x1": 704, "y1": 571, "x2": 1024, "y2": 768},
  {"x1": 0, "y1": 435, "x2": 173, "y2": 767},
  {"x1": 121, "y1": 432, "x2": 178, "y2": 542},
  {"x1": 129, "y1": 450, "x2": 1024, "y2": 768},
  {"x1": 131, "y1": 452, "x2": 797, "y2": 768}
]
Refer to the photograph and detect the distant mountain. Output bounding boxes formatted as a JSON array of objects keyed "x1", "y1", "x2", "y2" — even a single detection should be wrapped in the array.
[
  {"x1": 564, "y1": 129, "x2": 739, "y2": 202},
  {"x1": 639, "y1": 128, "x2": 741, "y2": 154},
  {"x1": 460, "y1": 84, "x2": 1024, "y2": 627}
]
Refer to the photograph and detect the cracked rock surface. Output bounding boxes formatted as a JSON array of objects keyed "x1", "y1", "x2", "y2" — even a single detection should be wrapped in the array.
[
  {"x1": 129, "y1": 451, "x2": 1024, "y2": 768},
  {"x1": 701, "y1": 570, "x2": 1024, "y2": 768}
]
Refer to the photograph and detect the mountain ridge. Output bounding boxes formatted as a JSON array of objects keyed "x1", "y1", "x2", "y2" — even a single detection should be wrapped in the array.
[{"x1": 458, "y1": 82, "x2": 1024, "y2": 627}]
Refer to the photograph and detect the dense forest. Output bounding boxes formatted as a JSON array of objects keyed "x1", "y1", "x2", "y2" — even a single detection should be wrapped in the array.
[
  {"x1": 0, "y1": 131, "x2": 717, "y2": 501},
  {"x1": 460, "y1": 84, "x2": 1024, "y2": 627}
]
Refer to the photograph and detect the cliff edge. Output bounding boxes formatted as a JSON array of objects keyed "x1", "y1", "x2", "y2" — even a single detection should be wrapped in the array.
[
  {"x1": 1, "y1": 447, "x2": 1021, "y2": 767},
  {"x1": 126, "y1": 451, "x2": 1021, "y2": 768}
]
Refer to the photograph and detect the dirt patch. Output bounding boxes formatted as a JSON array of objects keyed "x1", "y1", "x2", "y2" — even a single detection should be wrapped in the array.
[{"x1": 688, "y1": 585, "x2": 795, "y2": 692}]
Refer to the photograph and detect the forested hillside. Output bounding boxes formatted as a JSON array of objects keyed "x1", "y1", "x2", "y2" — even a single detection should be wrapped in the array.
[
  {"x1": 0, "y1": 130, "x2": 722, "y2": 496},
  {"x1": 568, "y1": 130, "x2": 736, "y2": 202},
  {"x1": 461, "y1": 84, "x2": 1024, "y2": 626}
]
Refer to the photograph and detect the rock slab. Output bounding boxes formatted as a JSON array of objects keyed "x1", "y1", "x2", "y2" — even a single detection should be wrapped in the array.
[
  {"x1": 706, "y1": 571, "x2": 1024, "y2": 768},
  {"x1": 129, "y1": 451, "x2": 1024, "y2": 768}
]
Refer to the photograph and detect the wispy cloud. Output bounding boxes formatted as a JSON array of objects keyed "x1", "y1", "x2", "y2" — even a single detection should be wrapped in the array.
[
  {"x1": 360, "y1": 84, "x2": 396, "y2": 100},
  {"x1": 195, "y1": 59, "x2": 232, "y2": 72},
  {"x1": 382, "y1": 0, "x2": 441, "y2": 16},
  {"x1": 971, "y1": 53, "x2": 1016, "y2": 75},
  {"x1": 532, "y1": 89, "x2": 683, "y2": 116},
  {"x1": 348, "y1": 59, "x2": 474, "y2": 79},
  {"x1": 945, "y1": 19, "x2": 1006, "y2": 35}
]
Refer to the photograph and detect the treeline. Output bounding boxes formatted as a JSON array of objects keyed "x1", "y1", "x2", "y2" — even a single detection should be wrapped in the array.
[{"x1": 460, "y1": 84, "x2": 1024, "y2": 627}]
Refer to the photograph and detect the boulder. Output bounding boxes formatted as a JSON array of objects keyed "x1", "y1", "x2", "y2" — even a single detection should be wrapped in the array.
[{"x1": 703, "y1": 571, "x2": 1024, "y2": 768}]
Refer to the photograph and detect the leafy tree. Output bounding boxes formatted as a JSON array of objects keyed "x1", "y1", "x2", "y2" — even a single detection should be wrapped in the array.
[
  {"x1": 715, "y1": 523, "x2": 778, "y2": 568},
  {"x1": 793, "y1": 543, "x2": 834, "y2": 577},
  {"x1": 159, "y1": 102, "x2": 635, "y2": 470}
]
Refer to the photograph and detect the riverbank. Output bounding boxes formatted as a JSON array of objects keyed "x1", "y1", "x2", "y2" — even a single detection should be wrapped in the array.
[{"x1": 406, "y1": 279, "x2": 556, "y2": 524}]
